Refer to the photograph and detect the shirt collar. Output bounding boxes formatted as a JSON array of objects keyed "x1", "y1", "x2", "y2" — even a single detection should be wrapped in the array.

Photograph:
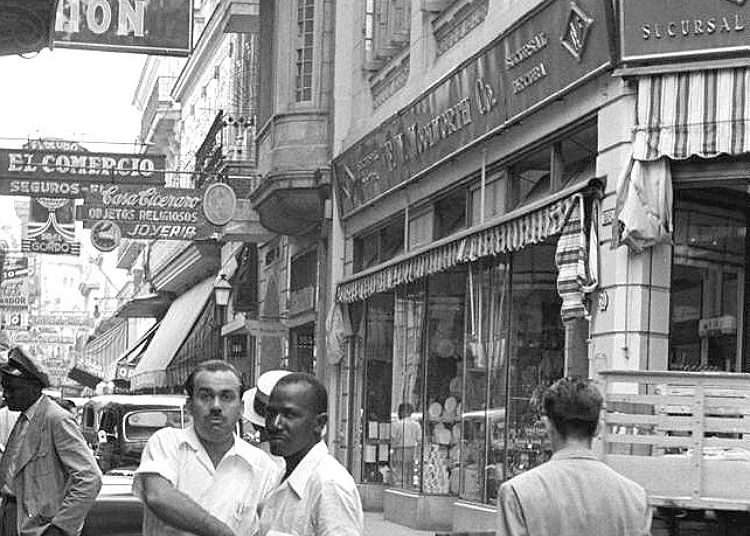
[
  {"x1": 22, "y1": 394, "x2": 45, "y2": 422},
  {"x1": 180, "y1": 425, "x2": 250, "y2": 466},
  {"x1": 550, "y1": 445, "x2": 598, "y2": 462},
  {"x1": 286, "y1": 441, "x2": 328, "y2": 498}
]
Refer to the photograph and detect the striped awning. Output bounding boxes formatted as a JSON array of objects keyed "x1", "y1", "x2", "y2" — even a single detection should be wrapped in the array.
[
  {"x1": 336, "y1": 179, "x2": 601, "y2": 304},
  {"x1": 634, "y1": 67, "x2": 750, "y2": 162}
]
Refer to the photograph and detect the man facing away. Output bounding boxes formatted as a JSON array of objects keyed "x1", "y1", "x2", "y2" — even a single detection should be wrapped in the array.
[
  {"x1": 133, "y1": 360, "x2": 281, "y2": 536},
  {"x1": 259, "y1": 372, "x2": 363, "y2": 536},
  {"x1": 498, "y1": 377, "x2": 652, "y2": 536},
  {"x1": 0, "y1": 346, "x2": 102, "y2": 536}
]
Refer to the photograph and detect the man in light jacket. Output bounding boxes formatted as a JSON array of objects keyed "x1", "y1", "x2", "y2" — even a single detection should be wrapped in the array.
[{"x1": 0, "y1": 346, "x2": 102, "y2": 536}]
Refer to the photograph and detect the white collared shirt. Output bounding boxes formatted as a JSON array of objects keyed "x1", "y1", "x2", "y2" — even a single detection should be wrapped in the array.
[
  {"x1": 133, "y1": 425, "x2": 282, "y2": 536},
  {"x1": 258, "y1": 441, "x2": 363, "y2": 536}
]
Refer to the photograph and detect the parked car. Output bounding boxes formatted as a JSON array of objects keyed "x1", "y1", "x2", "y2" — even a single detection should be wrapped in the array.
[
  {"x1": 82, "y1": 470, "x2": 142, "y2": 536},
  {"x1": 81, "y1": 394, "x2": 190, "y2": 472}
]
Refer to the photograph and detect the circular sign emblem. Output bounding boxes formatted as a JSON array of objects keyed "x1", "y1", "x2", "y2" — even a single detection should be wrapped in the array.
[
  {"x1": 203, "y1": 182, "x2": 237, "y2": 226},
  {"x1": 90, "y1": 221, "x2": 121, "y2": 252}
]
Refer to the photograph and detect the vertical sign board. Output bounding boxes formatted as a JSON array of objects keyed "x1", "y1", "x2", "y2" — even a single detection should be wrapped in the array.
[
  {"x1": 620, "y1": 0, "x2": 750, "y2": 64},
  {"x1": 54, "y1": 0, "x2": 193, "y2": 56},
  {"x1": 333, "y1": 0, "x2": 614, "y2": 217}
]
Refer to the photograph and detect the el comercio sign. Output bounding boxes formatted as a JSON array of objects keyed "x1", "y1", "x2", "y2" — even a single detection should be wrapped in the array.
[
  {"x1": 333, "y1": 0, "x2": 613, "y2": 217},
  {"x1": 620, "y1": 0, "x2": 750, "y2": 64},
  {"x1": 54, "y1": 0, "x2": 193, "y2": 56},
  {"x1": 0, "y1": 149, "x2": 165, "y2": 198}
]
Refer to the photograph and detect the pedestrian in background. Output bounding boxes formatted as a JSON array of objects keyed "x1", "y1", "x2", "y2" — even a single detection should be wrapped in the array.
[
  {"x1": 497, "y1": 377, "x2": 652, "y2": 536},
  {"x1": 0, "y1": 346, "x2": 102, "y2": 536},
  {"x1": 259, "y1": 372, "x2": 363, "y2": 536},
  {"x1": 242, "y1": 369, "x2": 291, "y2": 449},
  {"x1": 133, "y1": 359, "x2": 280, "y2": 536}
]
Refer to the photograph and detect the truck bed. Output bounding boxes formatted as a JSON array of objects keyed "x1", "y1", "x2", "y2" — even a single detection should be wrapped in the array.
[{"x1": 597, "y1": 369, "x2": 750, "y2": 511}]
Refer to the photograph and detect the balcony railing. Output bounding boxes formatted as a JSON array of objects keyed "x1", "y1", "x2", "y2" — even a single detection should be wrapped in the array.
[{"x1": 195, "y1": 110, "x2": 256, "y2": 189}]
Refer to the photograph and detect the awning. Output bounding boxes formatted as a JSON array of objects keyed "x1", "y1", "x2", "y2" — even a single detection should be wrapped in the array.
[
  {"x1": 114, "y1": 292, "x2": 174, "y2": 319},
  {"x1": 131, "y1": 277, "x2": 214, "y2": 390},
  {"x1": 336, "y1": 177, "x2": 602, "y2": 304},
  {"x1": 633, "y1": 67, "x2": 750, "y2": 162},
  {"x1": 67, "y1": 366, "x2": 102, "y2": 390},
  {"x1": 78, "y1": 319, "x2": 128, "y2": 381},
  {"x1": 113, "y1": 321, "x2": 161, "y2": 382}
]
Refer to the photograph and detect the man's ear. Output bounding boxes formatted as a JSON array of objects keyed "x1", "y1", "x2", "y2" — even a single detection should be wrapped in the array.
[{"x1": 315, "y1": 412, "x2": 328, "y2": 433}]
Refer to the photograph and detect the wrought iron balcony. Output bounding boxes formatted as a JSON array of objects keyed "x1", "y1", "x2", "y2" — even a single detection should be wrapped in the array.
[{"x1": 194, "y1": 110, "x2": 256, "y2": 189}]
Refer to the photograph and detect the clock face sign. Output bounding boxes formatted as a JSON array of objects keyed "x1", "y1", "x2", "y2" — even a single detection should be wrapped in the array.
[
  {"x1": 90, "y1": 220, "x2": 121, "y2": 252},
  {"x1": 202, "y1": 183, "x2": 237, "y2": 226}
]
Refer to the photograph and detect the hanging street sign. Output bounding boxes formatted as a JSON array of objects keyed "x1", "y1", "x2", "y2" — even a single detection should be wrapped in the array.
[
  {"x1": 53, "y1": 0, "x2": 193, "y2": 57},
  {"x1": 0, "y1": 149, "x2": 166, "y2": 198},
  {"x1": 22, "y1": 198, "x2": 81, "y2": 256},
  {"x1": 78, "y1": 184, "x2": 217, "y2": 241}
]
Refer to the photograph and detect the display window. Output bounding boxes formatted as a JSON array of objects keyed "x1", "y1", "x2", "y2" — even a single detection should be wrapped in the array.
[
  {"x1": 670, "y1": 187, "x2": 747, "y2": 372},
  {"x1": 359, "y1": 240, "x2": 564, "y2": 503}
]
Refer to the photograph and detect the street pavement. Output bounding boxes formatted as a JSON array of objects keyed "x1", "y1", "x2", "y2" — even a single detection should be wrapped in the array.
[{"x1": 364, "y1": 512, "x2": 434, "y2": 536}]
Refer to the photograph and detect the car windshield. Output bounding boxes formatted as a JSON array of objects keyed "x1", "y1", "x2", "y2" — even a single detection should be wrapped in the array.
[{"x1": 123, "y1": 409, "x2": 190, "y2": 441}]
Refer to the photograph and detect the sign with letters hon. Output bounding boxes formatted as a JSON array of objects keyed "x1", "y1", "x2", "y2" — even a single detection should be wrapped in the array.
[{"x1": 54, "y1": 0, "x2": 193, "y2": 56}]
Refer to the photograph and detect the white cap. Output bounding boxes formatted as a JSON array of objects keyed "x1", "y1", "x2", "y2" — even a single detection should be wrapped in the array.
[{"x1": 243, "y1": 369, "x2": 292, "y2": 427}]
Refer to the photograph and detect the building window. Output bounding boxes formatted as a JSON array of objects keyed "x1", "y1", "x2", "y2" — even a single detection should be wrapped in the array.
[
  {"x1": 364, "y1": 0, "x2": 410, "y2": 69},
  {"x1": 353, "y1": 217, "x2": 405, "y2": 272},
  {"x1": 359, "y1": 241, "x2": 564, "y2": 502},
  {"x1": 434, "y1": 188, "x2": 467, "y2": 240},
  {"x1": 295, "y1": 0, "x2": 315, "y2": 102},
  {"x1": 233, "y1": 245, "x2": 258, "y2": 315},
  {"x1": 669, "y1": 187, "x2": 746, "y2": 372}
]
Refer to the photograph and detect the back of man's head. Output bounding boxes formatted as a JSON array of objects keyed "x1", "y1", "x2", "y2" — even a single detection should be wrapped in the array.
[
  {"x1": 543, "y1": 377, "x2": 603, "y2": 440},
  {"x1": 275, "y1": 372, "x2": 327, "y2": 415}
]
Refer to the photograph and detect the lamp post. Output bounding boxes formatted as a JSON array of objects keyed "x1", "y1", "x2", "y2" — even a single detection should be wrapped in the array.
[{"x1": 213, "y1": 274, "x2": 232, "y2": 359}]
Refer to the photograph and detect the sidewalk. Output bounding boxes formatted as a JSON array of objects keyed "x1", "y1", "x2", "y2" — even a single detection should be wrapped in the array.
[{"x1": 364, "y1": 512, "x2": 434, "y2": 536}]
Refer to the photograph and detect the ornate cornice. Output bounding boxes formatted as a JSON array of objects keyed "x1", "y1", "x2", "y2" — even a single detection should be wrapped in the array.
[{"x1": 432, "y1": 0, "x2": 488, "y2": 56}]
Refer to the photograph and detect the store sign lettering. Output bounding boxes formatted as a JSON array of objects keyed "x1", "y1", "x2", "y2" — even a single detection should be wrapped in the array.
[
  {"x1": 54, "y1": 0, "x2": 193, "y2": 57},
  {"x1": 334, "y1": 0, "x2": 612, "y2": 217},
  {"x1": 620, "y1": 0, "x2": 750, "y2": 63},
  {"x1": 79, "y1": 185, "x2": 214, "y2": 241}
]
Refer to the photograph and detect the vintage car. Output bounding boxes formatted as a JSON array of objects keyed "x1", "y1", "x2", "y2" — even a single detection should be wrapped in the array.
[
  {"x1": 82, "y1": 470, "x2": 143, "y2": 536},
  {"x1": 80, "y1": 394, "x2": 190, "y2": 472}
]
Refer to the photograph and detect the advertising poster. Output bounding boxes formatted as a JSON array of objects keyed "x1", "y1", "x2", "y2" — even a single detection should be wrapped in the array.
[{"x1": 22, "y1": 198, "x2": 81, "y2": 256}]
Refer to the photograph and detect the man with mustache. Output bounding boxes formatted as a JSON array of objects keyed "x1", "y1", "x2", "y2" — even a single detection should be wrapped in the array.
[
  {"x1": 133, "y1": 360, "x2": 281, "y2": 536},
  {"x1": 258, "y1": 372, "x2": 363, "y2": 536}
]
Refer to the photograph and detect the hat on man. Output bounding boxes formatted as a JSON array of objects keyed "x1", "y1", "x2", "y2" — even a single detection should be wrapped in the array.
[
  {"x1": 243, "y1": 369, "x2": 291, "y2": 427},
  {"x1": 0, "y1": 346, "x2": 50, "y2": 387}
]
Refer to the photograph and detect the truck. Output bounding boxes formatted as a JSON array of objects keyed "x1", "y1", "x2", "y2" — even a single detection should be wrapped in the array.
[{"x1": 597, "y1": 369, "x2": 750, "y2": 534}]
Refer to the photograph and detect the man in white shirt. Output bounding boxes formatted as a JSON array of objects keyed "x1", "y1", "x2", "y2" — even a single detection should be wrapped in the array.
[
  {"x1": 259, "y1": 372, "x2": 363, "y2": 536},
  {"x1": 133, "y1": 360, "x2": 281, "y2": 536}
]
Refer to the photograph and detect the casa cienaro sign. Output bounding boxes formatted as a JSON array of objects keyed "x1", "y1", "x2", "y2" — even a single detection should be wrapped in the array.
[
  {"x1": 79, "y1": 184, "x2": 215, "y2": 244},
  {"x1": 620, "y1": 0, "x2": 750, "y2": 64},
  {"x1": 333, "y1": 0, "x2": 613, "y2": 217},
  {"x1": 54, "y1": 0, "x2": 193, "y2": 56},
  {"x1": 0, "y1": 149, "x2": 165, "y2": 198}
]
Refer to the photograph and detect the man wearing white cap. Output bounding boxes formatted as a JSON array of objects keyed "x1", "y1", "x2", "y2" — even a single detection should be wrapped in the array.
[{"x1": 242, "y1": 370, "x2": 291, "y2": 449}]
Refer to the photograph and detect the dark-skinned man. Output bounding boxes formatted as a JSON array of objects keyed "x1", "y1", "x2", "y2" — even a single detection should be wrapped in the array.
[
  {"x1": 133, "y1": 360, "x2": 281, "y2": 536},
  {"x1": 259, "y1": 372, "x2": 363, "y2": 536},
  {"x1": 0, "y1": 346, "x2": 102, "y2": 536}
]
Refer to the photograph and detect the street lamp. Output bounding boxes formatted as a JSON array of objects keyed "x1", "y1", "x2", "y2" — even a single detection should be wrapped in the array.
[{"x1": 213, "y1": 274, "x2": 232, "y2": 308}]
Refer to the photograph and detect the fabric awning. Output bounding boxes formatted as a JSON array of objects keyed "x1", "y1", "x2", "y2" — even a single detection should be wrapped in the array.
[
  {"x1": 131, "y1": 277, "x2": 214, "y2": 391},
  {"x1": 336, "y1": 177, "x2": 602, "y2": 304},
  {"x1": 79, "y1": 319, "x2": 128, "y2": 381},
  {"x1": 633, "y1": 67, "x2": 750, "y2": 162},
  {"x1": 114, "y1": 292, "x2": 174, "y2": 319},
  {"x1": 68, "y1": 366, "x2": 102, "y2": 390}
]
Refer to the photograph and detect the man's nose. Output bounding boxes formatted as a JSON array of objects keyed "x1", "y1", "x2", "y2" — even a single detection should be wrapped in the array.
[{"x1": 268, "y1": 414, "x2": 282, "y2": 430}]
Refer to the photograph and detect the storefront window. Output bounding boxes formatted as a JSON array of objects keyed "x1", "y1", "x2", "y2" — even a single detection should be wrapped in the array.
[
  {"x1": 362, "y1": 292, "x2": 395, "y2": 484},
  {"x1": 422, "y1": 268, "x2": 466, "y2": 495},
  {"x1": 670, "y1": 188, "x2": 746, "y2": 372},
  {"x1": 506, "y1": 242, "x2": 562, "y2": 479},
  {"x1": 390, "y1": 283, "x2": 425, "y2": 490},
  {"x1": 460, "y1": 260, "x2": 509, "y2": 503}
]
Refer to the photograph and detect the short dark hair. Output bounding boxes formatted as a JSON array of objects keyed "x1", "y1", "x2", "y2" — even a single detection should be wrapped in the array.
[
  {"x1": 274, "y1": 372, "x2": 327, "y2": 414},
  {"x1": 184, "y1": 360, "x2": 243, "y2": 398},
  {"x1": 543, "y1": 377, "x2": 603, "y2": 439}
]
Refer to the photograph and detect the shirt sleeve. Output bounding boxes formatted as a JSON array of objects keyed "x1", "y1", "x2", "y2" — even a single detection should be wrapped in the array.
[
  {"x1": 315, "y1": 481, "x2": 363, "y2": 536},
  {"x1": 497, "y1": 482, "x2": 529, "y2": 536},
  {"x1": 132, "y1": 428, "x2": 181, "y2": 501}
]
